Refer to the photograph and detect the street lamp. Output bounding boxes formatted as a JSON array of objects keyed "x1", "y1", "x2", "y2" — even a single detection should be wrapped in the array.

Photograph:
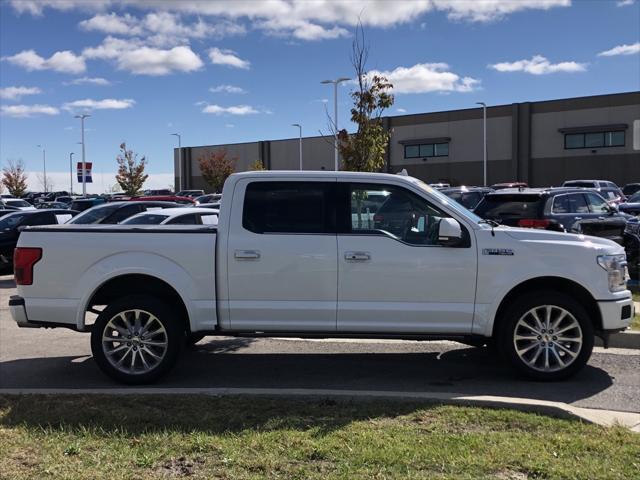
[
  {"x1": 171, "y1": 133, "x2": 182, "y2": 192},
  {"x1": 321, "y1": 77, "x2": 350, "y2": 171},
  {"x1": 476, "y1": 102, "x2": 487, "y2": 187},
  {"x1": 74, "y1": 114, "x2": 90, "y2": 197},
  {"x1": 69, "y1": 152, "x2": 74, "y2": 193},
  {"x1": 36, "y1": 145, "x2": 47, "y2": 193},
  {"x1": 292, "y1": 124, "x2": 302, "y2": 170}
]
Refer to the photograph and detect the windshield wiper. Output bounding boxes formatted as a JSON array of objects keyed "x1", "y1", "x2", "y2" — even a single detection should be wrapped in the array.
[{"x1": 479, "y1": 218, "x2": 502, "y2": 236}]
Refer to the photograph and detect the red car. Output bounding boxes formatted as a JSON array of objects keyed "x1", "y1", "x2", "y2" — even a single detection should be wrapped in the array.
[{"x1": 128, "y1": 195, "x2": 195, "y2": 205}]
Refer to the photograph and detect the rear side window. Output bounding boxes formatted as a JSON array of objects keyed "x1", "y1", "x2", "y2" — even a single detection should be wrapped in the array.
[
  {"x1": 243, "y1": 182, "x2": 334, "y2": 234},
  {"x1": 474, "y1": 195, "x2": 543, "y2": 219}
]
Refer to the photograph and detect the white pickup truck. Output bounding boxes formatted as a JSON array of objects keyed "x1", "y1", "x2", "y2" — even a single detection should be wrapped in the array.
[{"x1": 9, "y1": 171, "x2": 633, "y2": 384}]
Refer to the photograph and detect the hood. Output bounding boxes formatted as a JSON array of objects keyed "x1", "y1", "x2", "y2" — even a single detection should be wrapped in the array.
[{"x1": 502, "y1": 226, "x2": 624, "y2": 255}]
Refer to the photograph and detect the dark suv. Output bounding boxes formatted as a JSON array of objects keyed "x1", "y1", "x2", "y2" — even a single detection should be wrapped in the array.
[
  {"x1": 474, "y1": 188, "x2": 630, "y2": 241},
  {"x1": 562, "y1": 180, "x2": 625, "y2": 204}
]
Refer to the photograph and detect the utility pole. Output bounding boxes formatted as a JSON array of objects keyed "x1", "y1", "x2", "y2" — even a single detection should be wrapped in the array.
[
  {"x1": 476, "y1": 102, "x2": 487, "y2": 187},
  {"x1": 69, "y1": 152, "x2": 74, "y2": 193},
  {"x1": 171, "y1": 133, "x2": 182, "y2": 192},
  {"x1": 75, "y1": 114, "x2": 90, "y2": 197},
  {"x1": 292, "y1": 124, "x2": 302, "y2": 170},
  {"x1": 36, "y1": 145, "x2": 47, "y2": 192},
  {"x1": 321, "y1": 77, "x2": 350, "y2": 171}
]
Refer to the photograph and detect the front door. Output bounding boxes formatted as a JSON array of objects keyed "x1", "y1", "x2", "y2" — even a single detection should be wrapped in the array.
[
  {"x1": 226, "y1": 179, "x2": 338, "y2": 331},
  {"x1": 336, "y1": 182, "x2": 477, "y2": 334}
]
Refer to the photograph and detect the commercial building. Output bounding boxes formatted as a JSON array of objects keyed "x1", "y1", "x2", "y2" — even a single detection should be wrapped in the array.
[{"x1": 175, "y1": 91, "x2": 640, "y2": 191}]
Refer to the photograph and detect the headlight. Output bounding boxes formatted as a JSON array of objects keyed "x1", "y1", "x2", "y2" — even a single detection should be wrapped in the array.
[{"x1": 597, "y1": 254, "x2": 628, "y2": 292}]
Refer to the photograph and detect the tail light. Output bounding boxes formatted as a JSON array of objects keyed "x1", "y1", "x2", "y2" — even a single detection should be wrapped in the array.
[
  {"x1": 518, "y1": 219, "x2": 551, "y2": 229},
  {"x1": 14, "y1": 247, "x2": 42, "y2": 285}
]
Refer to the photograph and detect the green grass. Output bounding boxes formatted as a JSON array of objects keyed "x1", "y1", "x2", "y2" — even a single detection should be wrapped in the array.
[{"x1": 1, "y1": 395, "x2": 639, "y2": 479}]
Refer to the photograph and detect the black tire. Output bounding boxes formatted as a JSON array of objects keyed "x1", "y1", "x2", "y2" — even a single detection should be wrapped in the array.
[
  {"x1": 90, "y1": 294, "x2": 183, "y2": 384},
  {"x1": 497, "y1": 291, "x2": 594, "y2": 381}
]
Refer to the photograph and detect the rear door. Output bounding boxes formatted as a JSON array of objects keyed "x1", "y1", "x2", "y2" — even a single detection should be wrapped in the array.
[
  {"x1": 226, "y1": 179, "x2": 338, "y2": 331},
  {"x1": 336, "y1": 181, "x2": 477, "y2": 334}
]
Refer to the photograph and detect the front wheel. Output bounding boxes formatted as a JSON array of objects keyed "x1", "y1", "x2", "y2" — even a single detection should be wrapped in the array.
[
  {"x1": 90, "y1": 295, "x2": 183, "y2": 384},
  {"x1": 498, "y1": 292, "x2": 594, "y2": 381}
]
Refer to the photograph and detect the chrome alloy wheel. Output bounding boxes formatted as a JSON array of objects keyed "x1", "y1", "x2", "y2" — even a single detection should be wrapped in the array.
[
  {"x1": 513, "y1": 305, "x2": 583, "y2": 373},
  {"x1": 102, "y1": 309, "x2": 168, "y2": 375}
]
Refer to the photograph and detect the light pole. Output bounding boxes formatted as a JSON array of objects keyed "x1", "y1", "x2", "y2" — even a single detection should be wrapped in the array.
[
  {"x1": 74, "y1": 114, "x2": 90, "y2": 197},
  {"x1": 36, "y1": 145, "x2": 47, "y2": 193},
  {"x1": 321, "y1": 77, "x2": 350, "y2": 171},
  {"x1": 69, "y1": 152, "x2": 74, "y2": 193},
  {"x1": 292, "y1": 124, "x2": 302, "y2": 170},
  {"x1": 171, "y1": 133, "x2": 182, "y2": 192},
  {"x1": 476, "y1": 102, "x2": 487, "y2": 187}
]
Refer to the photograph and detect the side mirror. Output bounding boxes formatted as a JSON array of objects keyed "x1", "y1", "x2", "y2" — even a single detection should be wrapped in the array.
[
  {"x1": 607, "y1": 204, "x2": 619, "y2": 214},
  {"x1": 438, "y1": 218, "x2": 463, "y2": 247}
]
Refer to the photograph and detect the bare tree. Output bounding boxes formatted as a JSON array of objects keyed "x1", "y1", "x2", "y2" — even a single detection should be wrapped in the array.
[{"x1": 36, "y1": 172, "x2": 55, "y2": 193}]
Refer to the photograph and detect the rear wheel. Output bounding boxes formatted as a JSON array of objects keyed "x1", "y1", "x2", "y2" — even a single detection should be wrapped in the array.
[
  {"x1": 497, "y1": 291, "x2": 594, "y2": 380},
  {"x1": 90, "y1": 295, "x2": 183, "y2": 384}
]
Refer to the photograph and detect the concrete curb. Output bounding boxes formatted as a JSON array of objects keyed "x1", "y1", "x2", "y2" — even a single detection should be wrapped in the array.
[
  {"x1": 1, "y1": 387, "x2": 638, "y2": 432},
  {"x1": 595, "y1": 330, "x2": 640, "y2": 349}
]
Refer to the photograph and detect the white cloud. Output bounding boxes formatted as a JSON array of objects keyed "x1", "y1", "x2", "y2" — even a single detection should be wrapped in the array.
[
  {"x1": 208, "y1": 48, "x2": 250, "y2": 69},
  {"x1": 66, "y1": 76, "x2": 112, "y2": 86},
  {"x1": 202, "y1": 104, "x2": 260, "y2": 115},
  {"x1": 489, "y1": 55, "x2": 586, "y2": 74},
  {"x1": 3, "y1": 49, "x2": 86, "y2": 74},
  {"x1": 396, "y1": 108, "x2": 407, "y2": 113},
  {"x1": 83, "y1": 38, "x2": 203, "y2": 75},
  {"x1": 367, "y1": 63, "x2": 480, "y2": 94},
  {"x1": 598, "y1": 42, "x2": 640, "y2": 56},
  {"x1": 79, "y1": 12, "x2": 143, "y2": 35},
  {"x1": 209, "y1": 84, "x2": 246, "y2": 94},
  {"x1": 62, "y1": 98, "x2": 135, "y2": 112},
  {"x1": 0, "y1": 86, "x2": 42, "y2": 100},
  {"x1": 432, "y1": 0, "x2": 571, "y2": 22},
  {"x1": 616, "y1": 0, "x2": 635, "y2": 6},
  {"x1": 1, "y1": 104, "x2": 59, "y2": 118},
  {"x1": 225, "y1": 123, "x2": 235, "y2": 128}
]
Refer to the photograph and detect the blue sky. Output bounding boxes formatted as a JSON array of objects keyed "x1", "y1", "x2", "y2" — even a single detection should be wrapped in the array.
[{"x1": 1, "y1": 0, "x2": 639, "y2": 192}]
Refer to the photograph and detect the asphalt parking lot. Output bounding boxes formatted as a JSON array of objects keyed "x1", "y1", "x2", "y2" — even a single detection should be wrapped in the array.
[{"x1": 1, "y1": 274, "x2": 639, "y2": 413}]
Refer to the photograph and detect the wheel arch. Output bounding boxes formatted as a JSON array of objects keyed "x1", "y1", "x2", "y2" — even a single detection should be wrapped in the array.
[{"x1": 491, "y1": 276, "x2": 602, "y2": 338}]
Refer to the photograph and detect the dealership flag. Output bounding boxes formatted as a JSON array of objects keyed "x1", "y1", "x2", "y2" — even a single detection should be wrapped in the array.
[{"x1": 77, "y1": 162, "x2": 93, "y2": 183}]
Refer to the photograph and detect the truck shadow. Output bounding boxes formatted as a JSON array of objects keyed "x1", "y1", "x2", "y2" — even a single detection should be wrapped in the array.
[{"x1": 0, "y1": 339, "x2": 617, "y2": 411}]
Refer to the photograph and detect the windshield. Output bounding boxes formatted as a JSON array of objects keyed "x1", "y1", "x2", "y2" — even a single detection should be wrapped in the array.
[
  {"x1": 122, "y1": 214, "x2": 168, "y2": 225},
  {"x1": 411, "y1": 179, "x2": 483, "y2": 223},
  {"x1": 0, "y1": 213, "x2": 26, "y2": 229},
  {"x1": 6, "y1": 200, "x2": 30, "y2": 207},
  {"x1": 68, "y1": 203, "x2": 121, "y2": 224},
  {"x1": 564, "y1": 181, "x2": 595, "y2": 188}
]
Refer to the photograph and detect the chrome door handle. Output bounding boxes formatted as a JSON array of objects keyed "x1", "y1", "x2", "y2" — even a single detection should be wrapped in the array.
[
  {"x1": 344, "y1": 251, "x2": 371, "y2": 262},
  {"x1": 235, "y1": 250, "x2": 261, "y2": 260}
]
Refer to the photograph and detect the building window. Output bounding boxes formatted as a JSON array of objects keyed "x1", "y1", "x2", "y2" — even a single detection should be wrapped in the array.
[
  {"x1": 564, "y1": 130, "x2": 625, "y2": 150},
  {"x1": 404, "y1": 142, "x2": 449, "y2": 159}
]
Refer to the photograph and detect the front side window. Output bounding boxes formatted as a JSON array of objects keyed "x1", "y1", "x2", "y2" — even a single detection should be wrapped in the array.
[
  {"x1": 585, "y1": 193, "x2": 609, "y2": 214},
  {"x1": 243, "y1": 182, "x2": 334, "y2": 234},
  {"x1": 348, "y1": 183, "x2": 451, "y2": 245},
  {"x1": 122, "y1": 214, "x2": 168, "y2": 225}
]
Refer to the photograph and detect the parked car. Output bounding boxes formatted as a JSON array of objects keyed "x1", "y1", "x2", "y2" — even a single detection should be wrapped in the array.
[
  {"x1": 0, "y1": 205, "x2": 20, "y2": 216},
  {"x1": 618, "y1": 191, "x2": 640, "y2": 216},
  {"x1": 68, "y1": 201, "x2": 182, "y2": 225},
  {"x1": 37, "y1": 191, "x2": 71, "y2": 204},
  {"x1": 0, "y1": 209, "x2": 77, "y2": 273},
  {"x1": 22, "y1": 192, "x2": 45, "y2": 205},
  {"x1": 176, "y1": 190, "x2": 205, "y2": 198},
  {"x1": 2, "y1": 199, "x2": 36, "y2": 211},
  {"x1": 491, "y1": 182, "x2": 528, "y2": 190},
  {"x1": 69, "y1": 198, "x2": 106, "y2": 212},
  {"x1": 143, "y1": 189, "x2": 173, "y2": 196},
  {"x1": 195, "y1": 202, "x2": 221, "y2": 210},
  {"x1": 1, "y1": 194, "x2": 16, "y2": 199},
  {"x1": 562, "y1": 180, "x2": 625, "y2": 205},
  {"x1": 195, "y1": 193, "x2": 222, "y2": 204},
  {"x1": 129, "y1": 195, "x2": 195, "y2": 205},
  {"x1": 10, "y1": 171, "x2": 633, "y2": 384},
  {"x1": 428, "y1": 182, "x2": 450, "y2": 190},
  {"x1": 622, "y1": 183, "x2": 640, "y2": 198},
  {"x1": 440, "y1": 186, "x2": 494, "y2": 210},
  {"x1": 54, "y1": 196, "x2": 74, "y2": 205},
  {"x1": 35, "y1": 201, "x2": 69, "y2": 210},
  {"x1": 474, "y1": 188, "x2": 629, "y2": 240},
  {"x1": 121, "y1": 207, "x2": 218, "y2": 225}
]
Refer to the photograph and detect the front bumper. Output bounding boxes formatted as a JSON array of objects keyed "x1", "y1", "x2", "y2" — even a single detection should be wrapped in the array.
[
  {"x1": 598, "y1": 296, "x2": 634, "y2": 331},
  {"x1": 9, "y1": 296, "x2": 38, "y2": 328}
]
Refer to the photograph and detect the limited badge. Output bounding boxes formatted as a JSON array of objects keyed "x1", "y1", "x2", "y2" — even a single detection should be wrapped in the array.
[{"x1": 482, "y1": 248, "x2": 514, "y2": 256}]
